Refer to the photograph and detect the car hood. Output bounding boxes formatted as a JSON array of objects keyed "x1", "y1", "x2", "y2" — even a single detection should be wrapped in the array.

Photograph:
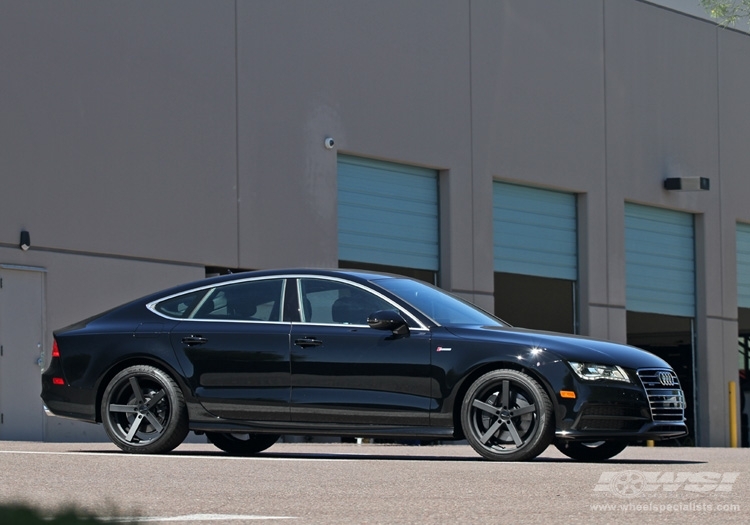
[{"x1": 445, "y1": 325, "x2": 670, "y2": 370}]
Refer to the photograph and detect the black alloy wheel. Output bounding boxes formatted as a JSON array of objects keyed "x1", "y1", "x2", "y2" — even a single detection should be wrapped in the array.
[
  {"x1": 101, "y1": 365, "x2": 189, "y2": 454},
  {"x1": 206, "y1": 432, "x2": 280, "y2": 455},
  {"x1": 461, "y1": 369, "x2": 553, "y2": 461},
  {"x1": 554, "y1": 439, "x2": 629, "y2": 461}
]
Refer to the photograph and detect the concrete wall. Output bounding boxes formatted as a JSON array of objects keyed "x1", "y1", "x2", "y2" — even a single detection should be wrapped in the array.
[
  {"x1": 1, "y1": 0, "x2": 748, "y2": 444},
  {"x1": 1, "y1": 1, "x2": 239, "y2": 266},
  {"x1": 605, "y1": 1, "x2": 723, "y2": 446}
]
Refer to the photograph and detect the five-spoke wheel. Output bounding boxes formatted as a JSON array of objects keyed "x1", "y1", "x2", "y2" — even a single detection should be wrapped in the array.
[
  {"x1": 206, "y1": 432, "x2": 280, "y2": 455},
  {"x1": 461, "y1": 369, "x2": 553, "y2": 461},
  {"x1": 101, "y1": 365, "x2": 188, "y2": 454}
]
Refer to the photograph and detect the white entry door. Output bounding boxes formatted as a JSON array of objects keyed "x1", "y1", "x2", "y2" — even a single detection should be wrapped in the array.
[{"x1": 0, "y1": 266, "x2": 46, "y2": 440}]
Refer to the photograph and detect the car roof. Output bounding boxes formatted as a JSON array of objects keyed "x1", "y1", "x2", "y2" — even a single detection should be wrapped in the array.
[
  {"x1": 142, "y1": 268, "x2": 403, "y2": 302},
  {"x1": 56, "y1": 268, "x2": 410, "y2": 333}
]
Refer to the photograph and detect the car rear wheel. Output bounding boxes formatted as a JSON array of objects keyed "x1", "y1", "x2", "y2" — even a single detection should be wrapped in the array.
[
  {"x1": 554, "y1": 440, "x2": 628, "y2": 461},
  {"x1": 461, "y1": 369, "x2": 553, "y2": 461},
  {"x1": 101, "y1": 365, "x2": 189, "y2": 454},
  {"x1": 206, "y1": 432, "x2": 280, "y2": 455}
]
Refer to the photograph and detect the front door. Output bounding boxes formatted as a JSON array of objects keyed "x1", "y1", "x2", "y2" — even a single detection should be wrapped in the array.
[
  {"x1": 0, "y1": 266, "x2": 46, "y2": 440},
  {"x1": 290, "y1": 277, "x2": 432, "y2": 425}
]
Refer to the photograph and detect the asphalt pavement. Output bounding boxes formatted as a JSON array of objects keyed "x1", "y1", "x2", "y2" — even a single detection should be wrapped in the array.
[{"x1": 0, "y1": 441, "x2": 748, "y2": 524}]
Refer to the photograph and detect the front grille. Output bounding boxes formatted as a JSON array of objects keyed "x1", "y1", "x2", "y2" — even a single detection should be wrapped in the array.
[
  {"x1": 577, "y1": 405, "x2": 648, "y2": 431},
  {"x1": 637, "y1": 369, "x2": 686, "y2": 422},
  {"x1": 579, "y1": 405, "x2": 645, "y2": 418},
  {"x1": 578, "y1": 418, "x2": 644, "y2": 431}
]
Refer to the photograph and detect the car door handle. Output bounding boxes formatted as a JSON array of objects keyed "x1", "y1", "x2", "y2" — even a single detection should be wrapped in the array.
[
  {"x1": 181, "y1": 335, "x2": 208, "y2": 346},
  {"x1": 294, "y1": 337, "x2": 323, "y2": 348}
]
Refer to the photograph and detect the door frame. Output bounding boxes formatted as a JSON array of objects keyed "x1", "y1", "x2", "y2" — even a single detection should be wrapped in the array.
[{"x1": 0, "y1": 264, "x2": 47, "y2": 441}]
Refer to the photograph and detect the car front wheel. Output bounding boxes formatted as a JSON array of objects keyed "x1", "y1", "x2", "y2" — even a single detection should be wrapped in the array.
[
  {"x1": 554, "y1": 440, "x2": 628, "y2": 461},
  {"x1": 461, "y1": 369, "x2": 553, "y2": 461},
  {"x1": 206, "y1": 432, "x2": 280, "y2": 455},
  {"x1": 101, "y1": 365, "x2": 189, "y2": 454}
]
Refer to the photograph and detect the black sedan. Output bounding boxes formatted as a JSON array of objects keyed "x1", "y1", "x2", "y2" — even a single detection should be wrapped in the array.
[{"x1": 41, "y1": 269, "x2": 687, "y2": 461}]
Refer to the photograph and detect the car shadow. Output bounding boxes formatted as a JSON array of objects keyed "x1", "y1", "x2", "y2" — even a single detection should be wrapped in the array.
[
  {"x1": 533, "y1": 457, "x2": 705, "y2": 465},
  {"x1": 80, "y1": 448, "x2": 706, "y2": 464}
]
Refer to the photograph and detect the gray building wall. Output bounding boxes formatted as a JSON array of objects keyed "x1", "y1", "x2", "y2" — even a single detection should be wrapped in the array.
[{"x1": 0, "y1": 0, "x2": 747, "y2": 445}]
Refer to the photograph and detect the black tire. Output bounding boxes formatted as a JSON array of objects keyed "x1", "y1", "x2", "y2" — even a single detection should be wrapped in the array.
[
  {"x1": 206, "y1": 432, "x2": 280, "y2": 455},
  {"x1": 461, "y1": 369, "x2": 553, "y2": 461},
  {"x1": 101, "y1": 365, "x2": 189, "y2": 454},
  {"x1": 554, "y1": 440, "x2": 628, "y2": 461}
]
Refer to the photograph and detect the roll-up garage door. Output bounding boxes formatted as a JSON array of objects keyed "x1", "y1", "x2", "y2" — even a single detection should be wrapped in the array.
[
  {"x1": 492, "y1": 182, "x2": 577, "y2": 280},
  {"x1": 737, "y1": 223, "x2": 750, "y2": 308},
  {"x1": 337, "y1": 155, "x2": 439, "y2": 271},
  {"x1": 625, "y1": 203, "x2": 695, "y2": 317}
]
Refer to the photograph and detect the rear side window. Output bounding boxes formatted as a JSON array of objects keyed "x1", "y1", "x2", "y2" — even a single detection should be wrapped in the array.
[
  {"x1": 153, "y1": 290, "x2": 207, "y2": 319},
  {"x1": 192, "y1": 279, "x2": 285, "y2": 322}
]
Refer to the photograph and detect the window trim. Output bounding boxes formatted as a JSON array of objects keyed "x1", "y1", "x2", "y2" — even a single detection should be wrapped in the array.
[
  {"x1": 147, "y1": 276, "x2": 287, "y2": 324},
  {"x1": 146, "y1": 274, "x2": 429, "y2": 331},
  {"x1": 292, "y1": 276, "x2": 427, "y2": 330}
]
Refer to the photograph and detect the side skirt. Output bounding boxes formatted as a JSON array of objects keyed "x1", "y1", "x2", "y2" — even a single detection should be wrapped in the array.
[{"x1": 189, "y1": 420, "x2": 456, "y2": 440}]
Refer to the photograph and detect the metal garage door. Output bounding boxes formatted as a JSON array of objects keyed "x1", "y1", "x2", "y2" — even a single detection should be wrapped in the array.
[
  {"x1": 492, "y1": 182, "x2": 577, "y2": 280},
  {"x1": 737, "y1": 223, "x2": 750, "y2": 308},
  {"x1": 337, "y1": 155, "x2": 439, "y2": 271},
  {"x1": 625, "y1": 203, "x2": 695, "y2": 317}
]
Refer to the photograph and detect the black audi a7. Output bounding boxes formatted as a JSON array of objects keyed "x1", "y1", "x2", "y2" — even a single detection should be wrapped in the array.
[{"x1": 41, "y1": 269, "x2": 687, "y2": 461}]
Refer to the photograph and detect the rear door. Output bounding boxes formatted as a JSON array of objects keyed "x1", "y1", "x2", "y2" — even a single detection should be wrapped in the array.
[{"x1": 169, "y1": 277, "x2": 293, "y2": 421}]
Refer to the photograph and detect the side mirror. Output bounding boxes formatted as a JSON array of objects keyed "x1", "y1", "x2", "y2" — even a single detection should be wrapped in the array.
[{"x1": 367, "y1": 310, "x2": 410, "y2": 336}]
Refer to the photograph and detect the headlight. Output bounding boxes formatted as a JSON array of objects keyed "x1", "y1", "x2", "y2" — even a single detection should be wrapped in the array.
[{"x1": 568, "y1": 361, "x2": 630, "y2": 383}]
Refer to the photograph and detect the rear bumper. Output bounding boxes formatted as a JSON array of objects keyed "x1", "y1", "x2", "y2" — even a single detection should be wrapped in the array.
[{"x1": 41, "y1": 377, "x2": 97, "y2": 423}]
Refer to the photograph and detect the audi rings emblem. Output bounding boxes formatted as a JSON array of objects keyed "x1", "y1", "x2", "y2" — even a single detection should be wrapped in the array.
[{"x1": 658, "y1": 371, "x2": 675, "y2": 386}]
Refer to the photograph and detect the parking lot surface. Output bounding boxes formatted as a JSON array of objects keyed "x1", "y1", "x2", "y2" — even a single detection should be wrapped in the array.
[{"x1": 1, "y1": 441, "x2": 748, "y2": 524}]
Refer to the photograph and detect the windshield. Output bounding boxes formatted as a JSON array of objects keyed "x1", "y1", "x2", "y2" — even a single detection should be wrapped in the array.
[{"x1": 373, "y1": 278, "x2": 506, "y2": 327}]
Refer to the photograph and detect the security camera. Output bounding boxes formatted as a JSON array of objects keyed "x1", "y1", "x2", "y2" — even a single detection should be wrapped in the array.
[{"x1": 324, "y1": 137, "x2": 335, "y2": 149}]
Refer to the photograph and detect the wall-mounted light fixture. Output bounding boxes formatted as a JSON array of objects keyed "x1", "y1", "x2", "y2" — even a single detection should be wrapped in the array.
[
  {"x1": 663, "y1": 177, "x2": 710, "y2": 191},
  {"x1": 20, "y1": 230, "x2": 30, "y2": 251}
]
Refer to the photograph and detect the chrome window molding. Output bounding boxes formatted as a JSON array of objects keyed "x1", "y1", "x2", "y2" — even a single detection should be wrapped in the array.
[{"x1": 145, "y1": 273, "x2": 429, "y2": 331}]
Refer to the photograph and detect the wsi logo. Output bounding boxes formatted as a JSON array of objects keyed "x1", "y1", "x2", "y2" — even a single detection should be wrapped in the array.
[{"x1": 594, "y1": 471, "x2": 740, "y2": 498}]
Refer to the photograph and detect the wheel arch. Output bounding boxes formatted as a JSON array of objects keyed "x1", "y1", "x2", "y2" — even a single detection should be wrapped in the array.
[
  {"x1": 450, "y1": 361, "x2": 560, "y2": 441},
  {"x1": 94, "y1": 356, "x2": 191, "y2": 423}
]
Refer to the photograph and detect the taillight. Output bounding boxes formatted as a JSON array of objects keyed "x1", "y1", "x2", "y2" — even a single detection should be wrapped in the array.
[{"x1": 50, "y1": 339, "x2": 66, "y2": 385}]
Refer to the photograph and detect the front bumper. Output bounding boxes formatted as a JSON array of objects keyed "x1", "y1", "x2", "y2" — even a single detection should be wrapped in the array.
[
  {"x1": 554, "y1": 367, "x2": 687, "y2": 442},
  {"x1": 555, "y1": 422, "x2": 688, "y2": 442}
]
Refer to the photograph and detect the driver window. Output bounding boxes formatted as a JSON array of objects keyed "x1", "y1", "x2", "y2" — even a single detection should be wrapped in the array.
[{"x1": 299, "y1": 279, "x2": 392, "y2": 325}]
